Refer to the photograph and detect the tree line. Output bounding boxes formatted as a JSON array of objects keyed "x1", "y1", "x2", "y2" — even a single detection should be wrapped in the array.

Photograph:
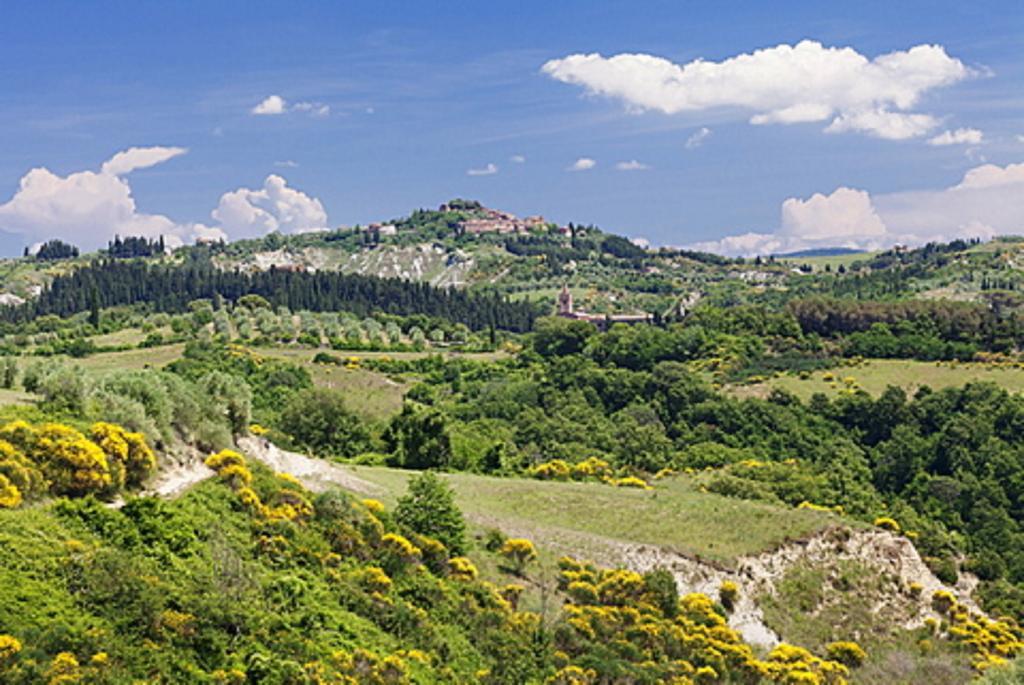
[{"x1": 0, "y1": 259, "x2": 540, "y2": 332}]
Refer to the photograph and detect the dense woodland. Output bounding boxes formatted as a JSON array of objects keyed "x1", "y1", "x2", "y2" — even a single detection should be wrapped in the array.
[{"x1": 0, "y1": 259, "x2": 539, "y2": 332}]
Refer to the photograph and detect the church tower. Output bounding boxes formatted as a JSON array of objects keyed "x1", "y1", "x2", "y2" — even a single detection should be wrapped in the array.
[{"x1": 557, "y1": 284, "x2": 573, "y2": 316}]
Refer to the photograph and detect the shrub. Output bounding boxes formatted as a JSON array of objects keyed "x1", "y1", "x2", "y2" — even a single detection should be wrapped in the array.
[
  {"x1": 0, "y1": 473, "x2": 21, "y2": 508},
  {"x1": 35, "y1": 423, "x2": 112, "y2": 497},
  {"x1": 449, "y1": 556, "x2": 479, "y2": 581},
  {"x1": 278, "y1": 388, "x2": 370, "y2": 459},
  {"x1": 826, "y1": 640, "x2": 867, "y2": 667},
  {"x1": 394, "y1": 472, "x2": 467, "y2": 554},
  {"x1": 643, "y1": 568, "x2": 679, "y2": 618},
  {"x1": 932, "y1": 589, "x2": 957, "y2": 613},
  {"x1": 500, "y1": 538, "x2": 537, "y2": 575},
  {"x1": 719, "y1": 580, "x2": 739, "y2": 611},
  {"x1": 483, "y1": 528, "x2": 506, "y2": 552},
  {"x1": 873, "y1": 516, "x2": 901, "y2": 533},
  {"x1": 0, "y1": 634, "x2": 21, "y2": 665}
]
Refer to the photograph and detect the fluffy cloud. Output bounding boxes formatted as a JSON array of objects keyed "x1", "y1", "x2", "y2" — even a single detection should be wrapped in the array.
[
  {"x1": 928, "y1": 128, "x2": 984, "y2": 146},
  {"x1": 467, "y1": 163, "x2": 498, "y2": 176},
  {"x1": 543, "y1": 40, "x2": 970, "y2": 140},
  {"x1": 252, "y1": 95, "x2": 286, "y2": 115},
  {"x1": 0, "y1": 149, "x2": 330, "y2": 251},
  {"x1": 616, "y1": 160, "x2": 649, "y2": 171},
  {"x1": 251, "y1": 95, "x2": 329, "y2": 117},
  {"x1": 954, "y1": 162, "x2": 1024, "y2": 189},
  {"x1": 685, "y1": 127, "x2": 712, "y2": 149},
  {"x1": 781, "y1": 187, "x2": 887, "y2": 241},
  {"x1": 568, "y1": 157, "x2": 596, "y2": 171},
  {"x1": 0, "y1": 147, "x2": 197, "y2": 249},
  {"x1": 510, "y1": 154, "x2": 526, "y2": 163},
  {"x1": 212, "y1": 175, "x2": 327, "y2": 237},
  {"x1": 689, "y1": 162, "x2": 1024, "y2": 256}
]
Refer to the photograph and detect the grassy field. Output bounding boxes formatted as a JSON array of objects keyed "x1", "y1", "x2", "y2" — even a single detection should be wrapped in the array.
[
  {"x1": 90, "y1": 326, "x2": 172, "y2": 347},
  {"x1": 255, "y1": 347, "x2": 506, "y2": 421},
  {"x1": 292, "y1": 362, "x2": 407, "y2": 421},
  {"x1": 729, "y1": 358, "x2": 1024, "y2": 400},
  {"x1": 21, "y1": 343, "x2": 189, "y2": 373},
  {"x1": 337, "y1": 465, "x2": 833, "y2": 567}
]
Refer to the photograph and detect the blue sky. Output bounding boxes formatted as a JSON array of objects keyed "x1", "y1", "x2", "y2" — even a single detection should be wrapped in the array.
[{"x1": 0, "y1": 1, "x2": 1022, "y2": 255}]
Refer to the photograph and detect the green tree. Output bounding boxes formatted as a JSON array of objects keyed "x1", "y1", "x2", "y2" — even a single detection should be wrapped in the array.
[
  {"x1": 279, "y1": 388, "x2": 370, "y2": 458},
  {"x1": 384, "y1": 404, "x2": 453, "y2": 470},
  {"x1": 394, "y1": 471, "x2": 466, "y2": 554}
]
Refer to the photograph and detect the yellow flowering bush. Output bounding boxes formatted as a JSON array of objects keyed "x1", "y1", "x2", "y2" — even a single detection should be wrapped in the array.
[
  {"x1": 205, "y1": 449, "x2": 246, "y2": 471},
  {"x1": 719, "y1": 580, "x2": 739, "y2": 611},
  {"x1": 797, "y1": 501, "x2": 843, "y2": 515},
  {"x1": 571, "y1": 457, "x2": 612, "y2": 480},
  {"x1": 46, "y1": 651, "x2": 81, "y2": 684},
  {"x1": 0, "y1": 634, "x2": 21, "y2": 666},
  {"x1": 90, "y1": 422, "x2": 156, "y2": 488},
  {"x1": 0, "y1": 438, "x2": 45, "y2": 500},
  {"x1": 935, "y1": 598, "x2": 1024, "y2": 672},
  {"x1": 530, "y1": 459, "x2": 572, "y2": 481},
  {"x1": 553, "y1": 555, "x2": 850, "y2": 684},
  {"x1": 159, "y1": 609, "x2": 197, "y2": 638},
  {"x1": 448, "y1": 556, "x2": 479, "y2": 581},
  {"x1": 36, "y1": 423, "x2": 113, "y2": 497},
  {"x1": 873, "y1": 516, "x2": 900, "y2": 533},
  {"x1": 547, "y1": 664, "x2": 597, "y2": 684},
  {"x1": 358, "y1": 566, "x2": 393, "y2": 594},
  {"x1": 825, "y1": 641, "x2": 867, "y2": 667},
  {"x1": 500, "y1": 538, "x2": 537, "y2": 575},
  {"x1": 608, "y1": 476, "x2": 651, "y2": 490},
  {"x1": 0, "y1": 473, "x2": 22, "y2": 508},
  {"x1": 932, "y1": 589, "x2": 956, "y2": 613}
]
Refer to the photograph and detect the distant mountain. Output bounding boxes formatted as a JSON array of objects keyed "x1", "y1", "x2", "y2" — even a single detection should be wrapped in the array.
[{"x1": 774, "y1": 247, "x2": 866, "y2": 258}]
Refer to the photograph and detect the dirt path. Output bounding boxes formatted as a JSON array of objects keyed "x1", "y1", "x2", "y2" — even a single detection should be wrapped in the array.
[{"x1": 237, "y1": 436, "x2": 384, "y2": 496}]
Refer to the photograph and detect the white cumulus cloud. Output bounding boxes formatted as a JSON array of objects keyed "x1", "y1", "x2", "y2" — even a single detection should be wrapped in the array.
[
  {"x1": 543, "y1": 40, "x2": 971, "y2": 140},
  {"x1": 568, "y1": 157, "x2": 596, "y2": 171},
  {"x1": 467, "y1": 163, "x2": 498, "y2": 176},
  {"x1": 689, "y1": 162, "x2": 1024, "y2": 256},
  {"x1": 252, "y1": 95, "x2": 287, "y2": 115},
  {"x1": 510, "y1": 154, "x2": 526, "y2": 163},
  {"x1": 616, "y1": 160, "x2": 649, "y2": 171},
  {"x1": 212, "y1": 175, "x2": 327, "y2": 237},
  {"x1": 685, "y1": 127, "x2": 712, "y2": 149},
  {"x1": 928, "y1": 128, "x2": 984, "y2": 146},
  {"x1": 0, "y1": 150, "x2": 331, "y2": 251},
  {"x1": 0, "y1": 147, "x2": 199, "y2": 249}
]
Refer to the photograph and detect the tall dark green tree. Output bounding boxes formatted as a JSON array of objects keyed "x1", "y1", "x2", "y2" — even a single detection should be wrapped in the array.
[{"x1": 394, "y1": 471, "x2": 466, "y2": 554}]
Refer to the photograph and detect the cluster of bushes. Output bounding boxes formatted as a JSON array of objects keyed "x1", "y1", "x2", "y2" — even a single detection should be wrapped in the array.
[
  {"x1": 370, "y1": 324, "x2": 1024, "y2": 621},
  {"x1": 553, "y1": 556, "x2": 856, "y2": 683},
  {"x1": 0, "y1": 420, "x2": 154, "y2": 505},
  {"x1": 1, "y1": 449, "x2": 881, "y2": 683},
  {"x1": 23, "y1": 354, "x2": 250, "y2": 450}
]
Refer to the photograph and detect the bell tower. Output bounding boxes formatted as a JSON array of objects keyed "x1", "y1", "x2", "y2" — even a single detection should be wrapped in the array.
[{"x1": 557, "y1": 284, "x2": 573, "y2": 316}]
